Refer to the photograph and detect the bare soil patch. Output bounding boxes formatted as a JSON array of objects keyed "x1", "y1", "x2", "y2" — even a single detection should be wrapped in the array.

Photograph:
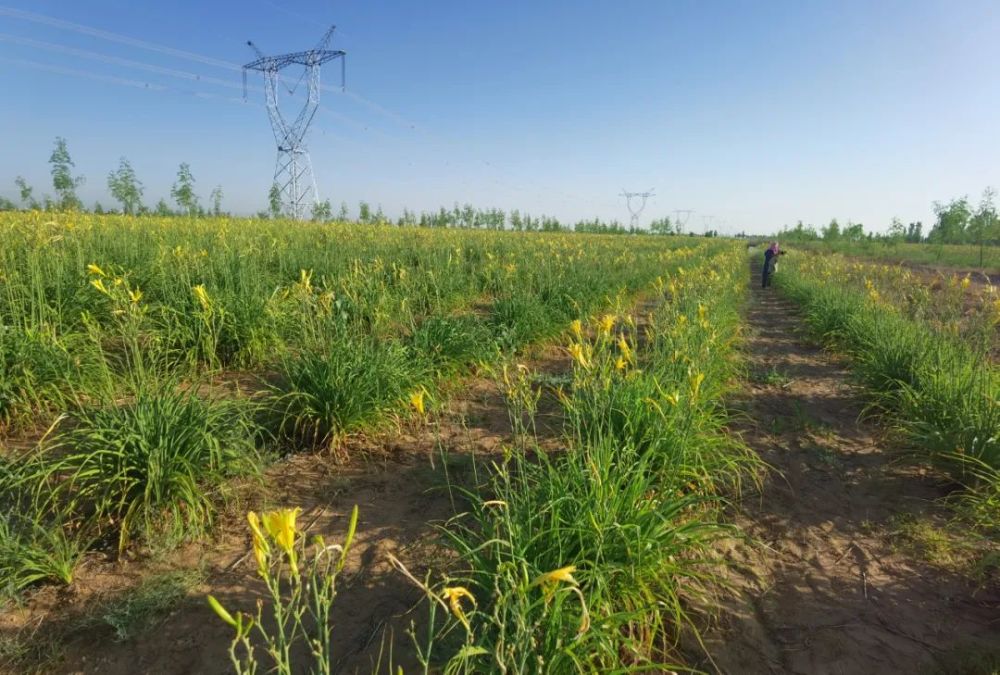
[
  {"x1": 697, "y1": 267, "x2": 1000, "y2": 674},
  {"x1": 0, "y1": 345, "x2": 572, "y2": 675}
]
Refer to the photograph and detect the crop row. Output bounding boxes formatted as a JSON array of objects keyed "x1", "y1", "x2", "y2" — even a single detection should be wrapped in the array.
[
  {"x1": 774, "y1": 253, "x2": 999, "y2": 529},
  {"x1": 0, "y1": 212, "x2": 726, "y2": 600}
]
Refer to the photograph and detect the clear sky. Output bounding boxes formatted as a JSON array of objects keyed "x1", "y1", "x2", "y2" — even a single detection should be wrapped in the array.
[{"x1": 1, "y1": 0, "x2": 998, "y2": 234}]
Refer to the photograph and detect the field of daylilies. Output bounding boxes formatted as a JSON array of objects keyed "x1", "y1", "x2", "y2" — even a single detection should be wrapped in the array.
[
  {"x1": 0, "y1": 211, "x2": 757, "y2": 671},
  {"x1": 774, "y1": 252, "x2": 1000, "y2": 529}
]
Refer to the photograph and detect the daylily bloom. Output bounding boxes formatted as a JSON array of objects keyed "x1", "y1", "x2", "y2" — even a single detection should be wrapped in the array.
[
  {"x1": 247, "y1": 511, "x2": 270, "y2": 575},
  {"x1": 569, "y1": 319, "x2": 582, "y2": 338},
  {"x1": 86, "y1": 263, "x2": 106, "y2": 277},
  {"x1": 193, "y1": 284, "x2": 211, "y2": 311},
  {"x1": 531, "y1": 565, "x2": 577, "y2": 587},
  {"x1": 442, "y1": 586, "x2": 476, "y2": 631},
  {"x1": 598, "y1": 314, "x2": 615, "y2": 336},
  {"x1": 409, "y1": 389, "x2": 426, "y2": 416},
  {"x1": 568, "y1": 343, "x2": 590, "y2": 369},
  {"x1": 263, "y1": 507, "x2": 301, "y2": 574}
]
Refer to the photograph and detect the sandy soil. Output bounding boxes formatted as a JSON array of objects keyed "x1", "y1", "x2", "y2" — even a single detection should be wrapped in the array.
[
  {"x1": 0, "y1": 344, "x2": 571, "y2": 675},
  {"x1": 696, "y1": 266, "x2": 1000, "y2": 674}
]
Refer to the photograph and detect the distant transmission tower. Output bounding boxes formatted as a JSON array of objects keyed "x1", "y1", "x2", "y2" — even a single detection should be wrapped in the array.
[
  {"x1": 620, "y1": 188, "x2": 655, "y2": 229},
  {"x1": 673, "y1": 209, "x2": 693, "y2": 234},
  {"x1": 243, "y1": 26, "x2": 346, "y2": 219}
]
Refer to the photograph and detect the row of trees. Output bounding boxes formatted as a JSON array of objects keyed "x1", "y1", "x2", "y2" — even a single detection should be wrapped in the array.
[
  {"x1": 777, "y1": 188, "x2": 997, "y2": 247},
  {"x1": 3, "y1": 138, "x2": 713, "y2": 236},
  {"x1": 1, "y1": 138, "x2": 224, "y2": 218}
]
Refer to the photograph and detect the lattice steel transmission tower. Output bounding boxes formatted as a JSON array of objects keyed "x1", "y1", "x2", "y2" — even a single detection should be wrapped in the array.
[
  {"x1": 673, "y1": 209, "x2": 693, "y2": 234},
  {"x1": 243, "y1": 26, "x2": 346, "y2": 219},
  {"x1": 620, "y1": 189, "x2": 655, "y2": 229}
]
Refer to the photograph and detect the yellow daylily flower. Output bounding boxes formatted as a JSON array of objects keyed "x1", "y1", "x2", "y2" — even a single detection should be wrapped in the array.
[
  {"x1": 531, "y1": 565, "x2": 577, "y2": 587},
  {"x1": 690, "y1": 371, "x2": 705, "y2": 399},
  {"x1": 409, "y1": 389, "x2": 426, "y2": 416},
  {"x1": 442, "y1": 586, "x2": 476, "y2": 631},
  {"x1": 263, "y1": 507, "x2": 301, "y2": 571},
  {"x1": 193, "y1": 284, "x2": 211, "y2": 311},
  {"x1": 567, "y1": 343, "x2": 590, "y2": 369},
  {"x1": 90, "y1": 278, "x2": 110, "y2": 295},
  {"x1": 128, "y1": 287, "x2": 143, "y2": 304},
  {"x1": 86, "y1": 263, "x2": 106, "y2": 277},
  {"x1": 247, "y1": 511, "x2": 270, "y2": 575},
  {"x1": 569, "y1": 319, "x2": 582, "y2": 338},
  {"x1": 597, "y1": 314, "x2": 615, "y2": 336},
  {"x1": 615, "y1": 356, "x2": 627, "y2": 371}
]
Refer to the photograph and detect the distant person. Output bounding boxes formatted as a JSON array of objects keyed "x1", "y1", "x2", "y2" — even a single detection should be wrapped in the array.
[{"x1": 762, "y1": 242, "x2": 783, "y2": 288}]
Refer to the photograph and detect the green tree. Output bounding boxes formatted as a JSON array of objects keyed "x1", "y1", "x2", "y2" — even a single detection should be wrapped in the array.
[
  {"x1": 887, "y1": 217, "x2": 905, "y2": 242},
  {"x1": 170, "y1": 163, "x2": 199, "y2": 216},
  {"x1": 268, "y1": 184, "x2": 282, "y2": 219},
  {"x1": 49, "y1": 137, "x2": 84, "y2": 210},
  {"x1": 107, "y1": 157, "x2": 144, "y2": 215},
  {"x1": 822, "y1": 218, "x2": 840, "y2": 241},
  {"x1": 649, "y1": 216, "x2": 674, "y2": 235},
  {"x1": 358, "y1": 201, "x2": 371, "y2": 223},
  {"x1": 154, "y1": 198, "x2": 173, "y2": 216},
  {"x1": 311, "y1": 199, "x2": 333, "y2": 221},
  {"x1": 337, "y1": 201, "x2": 349, "y2": 220},
  {"x1": 971, "y1": 187, "x2": 997, "y2": 267},
  {"x1": 209, "y1": 185, "x2": 224, "y2": 217},
  {"x1": 14, "y1": 176, "x2": 37, "y2": 209},
  {"x1": 928, "y1": 198, "x2": 971, "y2": 243}
]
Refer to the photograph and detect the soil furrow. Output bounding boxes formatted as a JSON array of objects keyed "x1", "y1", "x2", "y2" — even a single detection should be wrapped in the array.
[{"x1": 700, "y1": 265, "x2": 1000, "y2": 674}]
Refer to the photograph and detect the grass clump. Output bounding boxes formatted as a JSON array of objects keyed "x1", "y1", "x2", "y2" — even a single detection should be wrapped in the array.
[{"x1": 23, "y1": 388, "x2": 263, "y2": 551}]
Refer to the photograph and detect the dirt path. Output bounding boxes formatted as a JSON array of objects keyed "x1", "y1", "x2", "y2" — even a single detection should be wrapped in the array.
[{"x1": 699, "y1": 265, "x2": 1000, "y2": 674}]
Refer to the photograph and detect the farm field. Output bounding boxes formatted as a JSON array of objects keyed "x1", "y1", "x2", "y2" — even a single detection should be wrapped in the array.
[
  {"x1": 789, "y1": 240, "x2": 1000, "y2": 277},
  {"x1": 0, "y1": 215, "x2": 998, "y2": 673}
]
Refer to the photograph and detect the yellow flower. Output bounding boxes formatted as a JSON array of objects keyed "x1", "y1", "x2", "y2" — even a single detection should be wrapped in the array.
[
  {"x1": 192, "y1": 284, "x2": 211, "y2": 311},
  {"x1": 263, "y1": 507, "x2": 301, "y2": 569},
  {"x1": 690, "y1": 371, "x2": 705, "y2": 399},
  {"x1": 615, "y1": 356, "x2": 627, "y2": 371},
  {"x1": 441, "y1": 586, "x2": 476, "y2": 631},
  {"x1": 617, "y1": 336, "x2": 633, "y2": 363},
  {"x1": 247, "y1": 511, "x2": 270, "y2": 575},
  {"x1": 532, "y1": 565, "x2": 577, "y2": 587},
  {"x1": 598, "y1": 314, "x2": 615, "y2": 336},
  {"x1": 665, "y1": 391, "x2": 680, "y2": 406},
  {"x1": 409, "y1": 389, "x2": 426, "y2": 416},
  {"x1": 960, "y1": 275, "x2": 971, "y2": 290},
  {"x1": 697, "y1": 303, "x2": 707, "y2": 322},
  {"x1": 569, "y1": 319, "x2": 582, "y2": 338},
  {"x1": 86, "y1": 263, "x2": 106, "y2": 277},
  {"x1": 568, "y1": 342, "x2": 590, "y2": 369},
  {"x1": 90, "y1": 278, "x2": 110, "y2": 295},
  {"x1": 128, "y1": 287, "x2": 143, "y2": 304}
]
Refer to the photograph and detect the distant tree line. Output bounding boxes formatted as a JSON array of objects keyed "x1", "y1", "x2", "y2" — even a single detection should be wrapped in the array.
[
  {"x1": 2, "y1": 137, "x2": 716, "y2": 236},
  {"x1": 776, "y1": 188, "x2": 997, "y2": 247}
]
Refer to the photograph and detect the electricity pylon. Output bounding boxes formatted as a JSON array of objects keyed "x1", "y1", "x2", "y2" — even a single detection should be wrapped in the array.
[
  {"x1": 673, "y1": 209, "x2": 693, "y2": 234},
  {"x1": 620, "y1": 189, "x2": 655, "y2": 229},
  {"x1": 243, "y1": 25, "x2": 345, "y2": 219}
]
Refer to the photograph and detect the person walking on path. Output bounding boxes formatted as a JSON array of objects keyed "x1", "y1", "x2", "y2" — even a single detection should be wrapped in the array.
[{"x1": 762, "y1": 241, "x2": 782, "y2": 288}]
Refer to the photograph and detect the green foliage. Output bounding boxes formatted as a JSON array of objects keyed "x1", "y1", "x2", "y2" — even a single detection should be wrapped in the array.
[
  {"x1": 107, "y1": 157, "x2": 144, "y2": 215},
  {"x1": 171, "y1": 162, "x2": 199, "y2": 216},
  {"x1": 274, "y1": 336, "x2": 416, "y2": 447},
  {"x1": 777, "y1": 253, "x2": 1000, "y2": 523},
  {"x1": 24, "y1": 389, "x2": 262, "y2": 550},
  {"x1": 48, "y1": 137, "x2": 84, "y2": 211},
  {"x1": 408, "y1": 249, "x2": 757, "y2": 672}
]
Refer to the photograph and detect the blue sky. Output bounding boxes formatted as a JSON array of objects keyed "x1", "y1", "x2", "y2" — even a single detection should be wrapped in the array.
[{"x1": 1, "y1": 0, "x2": 997, "y2": 233}]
